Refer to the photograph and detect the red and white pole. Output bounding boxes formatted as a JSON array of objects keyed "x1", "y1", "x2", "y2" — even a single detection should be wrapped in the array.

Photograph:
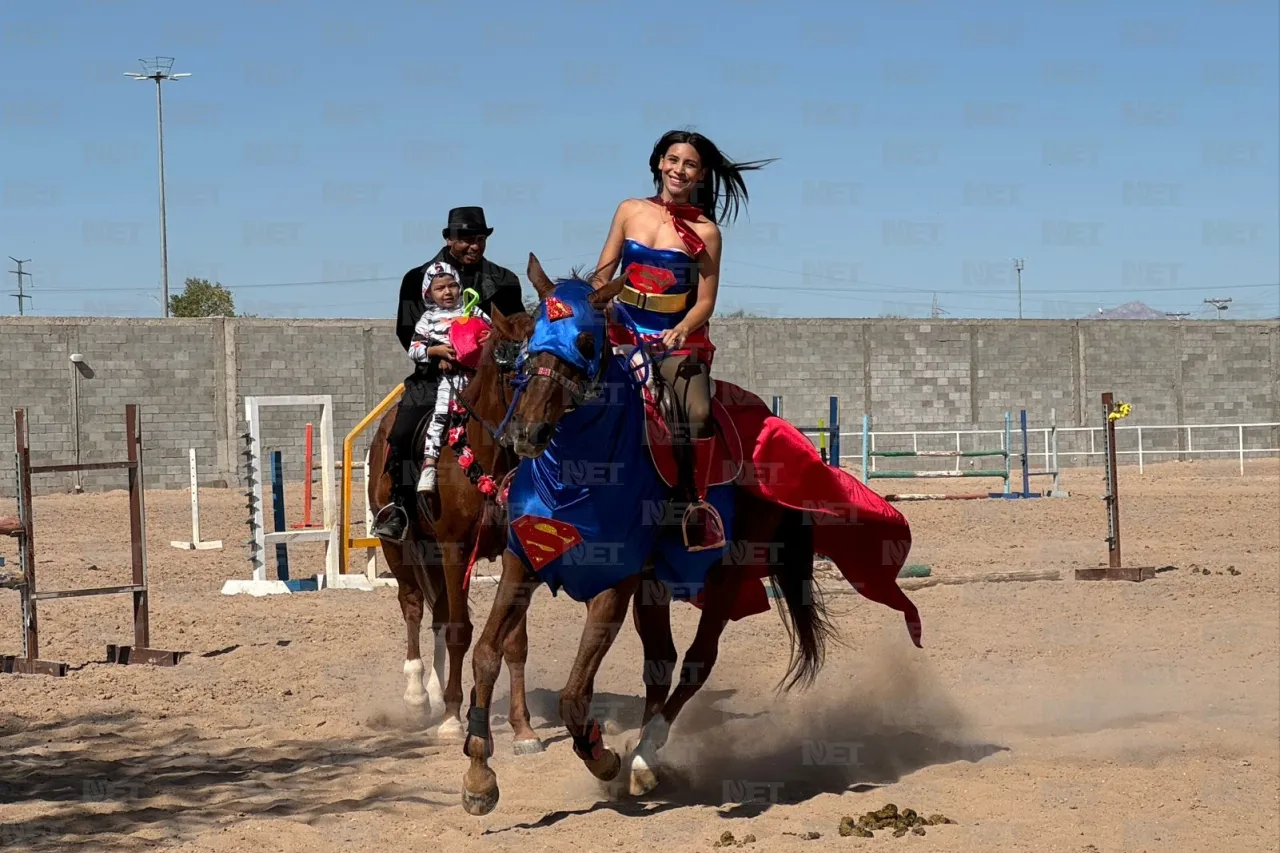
[{"x1": 290, "y1": 423, "x2": 316, "y2": 529}]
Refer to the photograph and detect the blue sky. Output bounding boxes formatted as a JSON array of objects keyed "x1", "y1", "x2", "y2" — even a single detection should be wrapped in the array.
[{"x1": 2, "y1": 0, "x2": 1277, "y2": 320}]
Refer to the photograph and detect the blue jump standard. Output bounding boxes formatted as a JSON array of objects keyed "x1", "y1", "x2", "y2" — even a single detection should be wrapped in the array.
[
  {"x1": 991, "y1": 410, "x2": 1046, "y2": 498},
  {"x1": 771, "y1": 395, "x2": 841, "y2": 469},
  {"x1": 271, "y1": 449, "x2": 318, "y2": 592}
]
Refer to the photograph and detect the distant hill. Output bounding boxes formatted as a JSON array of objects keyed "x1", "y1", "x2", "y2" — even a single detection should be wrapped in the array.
[{"x1": 1089, "y1": 300, "x2": 1170, "y2": 320}]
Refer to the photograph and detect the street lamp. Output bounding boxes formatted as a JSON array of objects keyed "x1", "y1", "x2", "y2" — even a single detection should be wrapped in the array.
[{"x1": 125, "y1": 57, "x2": 191, "y2": 318}]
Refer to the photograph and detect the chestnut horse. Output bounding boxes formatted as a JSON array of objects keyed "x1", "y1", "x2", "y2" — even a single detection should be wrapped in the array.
[
  {"x1": 366, "y1": 306, "x2": 545, "y2": 754},
  {"x1": 459, "y1": 257, "x2": 840, "y2": 814}
]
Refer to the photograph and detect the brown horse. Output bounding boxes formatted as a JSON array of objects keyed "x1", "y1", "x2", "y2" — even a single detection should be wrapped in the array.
[
  {"x1": 459, "y1": 257, "x2": 840, "y2": 814},
  {"x1": 366, "y1": 305, "x2": 545, "y2": 753}
]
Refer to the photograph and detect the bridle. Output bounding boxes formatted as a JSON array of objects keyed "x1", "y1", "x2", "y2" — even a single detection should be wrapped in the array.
[
  {"x1": 503, "y1": 329, "x2": 606, "y2": 431},
  {"x1": 490, "y1": 288, "x2": 666, "y2": 445},
  {"x1": 444, "y1": 338, "x2": 523, "y2": 442},
  {"x1": 513, "y1": 340, "x2": 607, "y2": 412}
]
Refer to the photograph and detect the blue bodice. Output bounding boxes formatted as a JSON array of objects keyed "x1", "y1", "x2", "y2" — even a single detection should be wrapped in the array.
[{"x1": 616, "y1": 239, "x2": 699, "y2": 336}]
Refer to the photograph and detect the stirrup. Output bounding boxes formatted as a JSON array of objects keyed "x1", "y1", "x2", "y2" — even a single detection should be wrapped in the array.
[
  {"x1": 681, "y1": 500, "x2": 726, "y2": 552},
  {"x1": 372, "y1": 502, "x2": 409, "y2": 542}
]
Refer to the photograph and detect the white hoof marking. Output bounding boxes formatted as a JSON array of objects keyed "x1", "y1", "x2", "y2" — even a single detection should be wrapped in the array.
[
  {"x1": 427, "y1": 630, "x2": 447, "y2": 711},
  {"x1": 438, "y1": 716, "x2": 465, "y2": 739},
  {"x1": 403, "y1": 659, "x2": 428, "y2": 706},
  {"x1": 628, "y1": 749, "x2": 659, "y2": 797}
]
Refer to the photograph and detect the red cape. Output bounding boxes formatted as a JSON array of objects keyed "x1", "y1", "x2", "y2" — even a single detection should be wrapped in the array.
[{"x1": 693, "y1": 381, "x2": 923, "y2": 648}]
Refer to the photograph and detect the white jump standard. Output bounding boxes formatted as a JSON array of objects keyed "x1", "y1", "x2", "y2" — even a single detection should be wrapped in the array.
[
  {"x1": 221, "y1": 394, "x2": 373, "y2": 596},
  {"x1": 171, "y1": 448, "x2": 223, "y2": 550}
]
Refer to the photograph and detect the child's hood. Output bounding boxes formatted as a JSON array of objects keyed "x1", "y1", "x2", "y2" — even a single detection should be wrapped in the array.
[{"x1": 422, "y1": 260, "x2": 460, "y2": 305}]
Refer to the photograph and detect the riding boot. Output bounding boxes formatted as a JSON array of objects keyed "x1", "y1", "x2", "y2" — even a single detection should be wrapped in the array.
[
  {"x1": 681, "y1": 436, "x2": 726, "y2": 552},
  {"x1": 372, "y1": 453, "x2": 414, "y2": 541},
  {"x1": 372, "y1": 485, "x2": 412, "y2": 541}
]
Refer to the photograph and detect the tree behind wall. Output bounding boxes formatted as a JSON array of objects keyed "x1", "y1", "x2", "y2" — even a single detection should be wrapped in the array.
[{"x1": 169, "y1": 277, "x2": 237, "y2": 317}]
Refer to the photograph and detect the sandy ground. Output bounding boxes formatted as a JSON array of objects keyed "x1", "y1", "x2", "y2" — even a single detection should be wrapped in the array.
[{"x1": 1, "y1": 458, "x2": 1277, "y2": 853}]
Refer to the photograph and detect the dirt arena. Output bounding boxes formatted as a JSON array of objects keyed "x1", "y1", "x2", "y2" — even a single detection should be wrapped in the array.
[{"x1": 2, "y1": 458, "x2": 1277, "y2": 852}]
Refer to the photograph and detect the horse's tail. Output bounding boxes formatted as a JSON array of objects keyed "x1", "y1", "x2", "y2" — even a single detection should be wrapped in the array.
[{"x1": 767, "y1": 507, "x2": 838, "y2": 693}]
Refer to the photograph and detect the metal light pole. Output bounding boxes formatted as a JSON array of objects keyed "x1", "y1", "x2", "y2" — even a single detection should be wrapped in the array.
[
  {"x1": 125, "y1": 57, "x2": 191, "y2": 318},
  {"x1": 1013, "y1": 257, "x2": 1025, "y2": 319}
]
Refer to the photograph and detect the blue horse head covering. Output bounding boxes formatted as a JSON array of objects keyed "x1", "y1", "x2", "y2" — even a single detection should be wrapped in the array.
[{"x1": 522, "y1": 278, "x2": 609, "y2": 377}]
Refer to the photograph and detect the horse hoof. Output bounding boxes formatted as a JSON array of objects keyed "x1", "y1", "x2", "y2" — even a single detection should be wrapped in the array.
[
  {"x1": 403, "y1": 690, "x2": 429, "y2": 708},
  {"x1": 438, "y1": 717, "x2": 465, "y2": 739},
  {"x1": 587, "y1": 747, "x2": 621, "y2": 782},
  {"x1": 627, "y1": 748, "x2": 660, "y2": 797},
  {"x1": 512, "y1": 738, "x2": 545, "y2": 756},
  {"x1": 461, "y1": 785, "x2": 499, "y2": 816}
]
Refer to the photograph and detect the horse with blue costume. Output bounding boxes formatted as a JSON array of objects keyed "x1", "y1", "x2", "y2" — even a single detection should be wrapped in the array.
[
  {"x1": 502, "y1": 275, "x2": 733, "y2": 603},
  {"x1": 460, "y1": 254, "x2": 923, "y2": 815}
]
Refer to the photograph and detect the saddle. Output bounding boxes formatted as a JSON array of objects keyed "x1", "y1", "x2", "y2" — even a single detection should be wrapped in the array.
[{"x1": 619, "y1": 346, "x2": 744, "y2": 492}]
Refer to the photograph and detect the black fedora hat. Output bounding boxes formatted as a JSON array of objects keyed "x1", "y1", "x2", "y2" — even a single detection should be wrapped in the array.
[{"x1": 443, "y1": 206, "x2": 494, "y2": 238}]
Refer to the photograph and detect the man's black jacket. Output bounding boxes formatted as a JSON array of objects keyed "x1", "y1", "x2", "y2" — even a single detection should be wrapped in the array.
[{"x1": 396, "y1": 247, "x2": 527, "y2": 359}]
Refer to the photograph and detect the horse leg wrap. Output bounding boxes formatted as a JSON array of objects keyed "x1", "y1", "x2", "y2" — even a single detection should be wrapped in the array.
[
  {"x1": 464, "y1": 704, "x2": 493, "y2": 758},
  {"x1": 571, "y1": 719, "x2": 605, "y2": 762}
]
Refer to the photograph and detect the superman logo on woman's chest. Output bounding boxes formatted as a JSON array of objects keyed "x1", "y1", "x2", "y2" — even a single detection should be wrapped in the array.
[{"x1": 626, "y1": 264, "x2": 678, "y2": 294}]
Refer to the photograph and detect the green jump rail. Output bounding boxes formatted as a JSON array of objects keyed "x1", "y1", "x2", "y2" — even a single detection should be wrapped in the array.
[
  {"x1": 868, "y1": 449, "x2": 1008, "y2": 458},
  {"x1": 862, "y1": 412, "x2": 1013, "y2": 498}
]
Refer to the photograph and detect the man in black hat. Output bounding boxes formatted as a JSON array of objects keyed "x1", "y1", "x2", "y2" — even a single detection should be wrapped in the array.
[{"x1": 373, "y1": 205, "x2": 529, "y2": 541}]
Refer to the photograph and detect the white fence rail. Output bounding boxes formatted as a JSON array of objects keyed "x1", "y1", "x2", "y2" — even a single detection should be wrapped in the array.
[{"x1": 845, "y1": 421, "x2": 1280, "y2": 476}]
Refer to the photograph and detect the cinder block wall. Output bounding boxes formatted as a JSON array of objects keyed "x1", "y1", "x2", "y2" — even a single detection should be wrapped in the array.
[{"x1": 1, "y1": 316, "x2": 1276, "y2": 497}]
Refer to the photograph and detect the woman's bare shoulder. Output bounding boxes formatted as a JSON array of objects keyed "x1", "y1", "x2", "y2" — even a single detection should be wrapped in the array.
[
  {"x1": 692, "y1": 217, "x2": 721, "y2": 243},
  {"x1": 617, "y1": 197, "x2": 650, "y2": 214}
]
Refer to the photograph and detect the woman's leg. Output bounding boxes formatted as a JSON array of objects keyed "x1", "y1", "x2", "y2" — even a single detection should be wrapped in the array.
[
  {"x1": 657, "y1": 354, "x2": 723, "y2": 550},
  {"x1": 657, "y1": 354, "x2": 713, "y2": 441}
]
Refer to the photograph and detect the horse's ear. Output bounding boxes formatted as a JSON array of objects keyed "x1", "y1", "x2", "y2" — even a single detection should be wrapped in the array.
[
  {"x1": 589, "y1": 267, "x2": 627, "y2": 309},
  {"x1": 489, "y1": 303, "x2": 514, "y2": 339},
  {"x1": 527, "y1": 253, "x2": 556, "y2": 300}
]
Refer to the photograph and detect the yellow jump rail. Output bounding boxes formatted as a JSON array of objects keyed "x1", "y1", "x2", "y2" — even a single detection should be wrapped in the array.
[{"x1": 338, "y1": 382, "x2": 404, "y2": 578}]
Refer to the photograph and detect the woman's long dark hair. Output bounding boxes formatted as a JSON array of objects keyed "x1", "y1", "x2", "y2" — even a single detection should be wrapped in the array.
[{"x1": 649, "y1": 130, "x2": 775, "y2": 225}]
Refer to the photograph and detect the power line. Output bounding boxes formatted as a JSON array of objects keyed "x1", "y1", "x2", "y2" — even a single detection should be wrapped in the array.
[
  {"x1": 33, "y1": 274, "x2": 1280, "y2": 299},
  {"x1": 8, "y1": 257, "x2": 33, "y2": 316},
  {"x1": 719, "y1": 259, "x2": 1279, "y2": 296}
]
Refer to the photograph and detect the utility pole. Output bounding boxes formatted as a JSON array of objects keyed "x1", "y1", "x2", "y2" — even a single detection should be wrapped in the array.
[
  {"x1": 8, "y1": 257, "x2": 32, "y2": 316},
  {"x1": 1013, "y1": 258, "x2": 1025, "y2": 319},
  {"x1": 1204, "y1": 297, "x2": 1231, "y2": 317},
  {"x1": 125, "y1": 57, "x2": 191, "y2": 318}
]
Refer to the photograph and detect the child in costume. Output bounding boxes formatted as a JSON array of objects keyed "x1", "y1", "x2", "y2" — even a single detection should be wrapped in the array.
[{"x1": 408, "y1": 261, "x2": 491, "y2": 493}]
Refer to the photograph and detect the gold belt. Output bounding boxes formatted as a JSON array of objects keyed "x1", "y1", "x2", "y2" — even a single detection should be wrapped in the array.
[{"x1": 617, "y1": 285, "x2": 689, "y2": 313}]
